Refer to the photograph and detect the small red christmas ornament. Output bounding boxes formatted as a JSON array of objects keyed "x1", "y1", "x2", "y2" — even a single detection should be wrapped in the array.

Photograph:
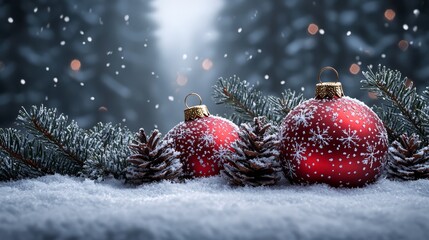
[
  {"x1": 280, "y1": 67, "x2": 388, "y2": 187},
  {"x1": 166, "y1": 93, "x2": 239, "y2": 178}
]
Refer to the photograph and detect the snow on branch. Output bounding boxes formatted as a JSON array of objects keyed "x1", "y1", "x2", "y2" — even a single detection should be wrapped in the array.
[
  {"x1": 268, "y1": 89, "x2": 305, "y2": 123},
  {"x1": 0, "y1": 105, "x2": 132, "y2": 181},
  {"x1": 361, "y1": 65, "x2": 429, "y2": 143},
  {"x1": 0, "y1": 128, "x2": 48, "y2": 180},
  {"x1": 17, "y1": 105, "x2": 90, "y2": 167},
  {"x1": 82, "y1": 122, "x2": 133, "y2": 181},
  {"x1": 213, "y1": 76, "x2": 305, "y2": 125}
]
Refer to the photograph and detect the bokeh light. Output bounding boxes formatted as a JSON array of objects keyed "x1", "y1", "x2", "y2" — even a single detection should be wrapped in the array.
[
  {"x1": 384, "y1": 9, "x2": 396, "y2": 21},
  {"x1": 176, "y1": 73, "x2": 188, "y2": 86},
  {"x1": 398, "y1": 40, "x2": 409, "y2": 51},
  {"x1": 368, "y1": 92, "x2": 378, "y2": 99},
  {"x1": 202, "y1": 58, "x2": 213, "y2": 70},
  {"x1": 307, "y1": 23, "x2": 319, "y2": 35},
  {"x1": 98, "y1": 106, "x2": 108, "y2": 112},
  {"x1": 349, "y1": 63, "x2": 360, "y2": 75},
  {"x1": 70, "y1": 59, "x2": 81, "y2": 71}
]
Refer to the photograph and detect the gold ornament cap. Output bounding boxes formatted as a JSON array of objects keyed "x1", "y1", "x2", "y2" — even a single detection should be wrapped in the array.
[
  {"x1": 315, "y1": 66, "x2": 345, "y2": 99},
  {"x1": 184, "y1": 93, "x2": 210, "y2": 121}
]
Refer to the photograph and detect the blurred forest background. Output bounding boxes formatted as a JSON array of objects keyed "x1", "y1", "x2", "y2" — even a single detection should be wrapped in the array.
[{"x1": 0, "y1": 0, "x2": 428, "y2": 133}]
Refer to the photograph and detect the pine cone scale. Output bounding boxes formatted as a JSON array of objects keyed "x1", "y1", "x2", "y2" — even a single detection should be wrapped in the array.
[
  {"x1": 387, "y1": 133, "x2": 429, "y2": 181},
  {"x1": 221, "y1": 117, "x2": 280, "y2": 187},
  {"x1": 125, "y1": 128, "x2": 182, "y2": 184}
]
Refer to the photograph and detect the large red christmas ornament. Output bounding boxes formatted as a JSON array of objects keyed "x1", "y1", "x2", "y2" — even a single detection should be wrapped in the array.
[
  {"x1": 280, "y1": 67, "x2": 388, "y2": 187},
  {"x1": 166, "y1": 93, "x2": 239, "y2": 178}
]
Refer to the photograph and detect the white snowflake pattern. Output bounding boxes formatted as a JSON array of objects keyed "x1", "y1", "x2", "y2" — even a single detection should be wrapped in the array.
[
  {"x1": 292, "y1": 142, "x2": 307, "y2": 164},
  {"x1": 339, "y1": 127, "x2": 360, "y2": 148},
  {"x1": 177, "y1": 126, "x2": 193, "y2": 138},
  {"x1": 214, "y1": 146, "x2": 232, "y2": 160},
  {"x1": 331, "y1": 112, "x2": 339, "y2": 122},
  {"x1": 292, "y1": 107, "x2": 314, "y2": 127},
  {"x1": 278, "y1": 131, "x2": 290, "y2": 142},
  {"x1": 200, "y1": 131, "x2": 215, "y2": 147},
  {"x1": 310, "y1": 126, "x2": 332, "y2": 147},
  {"x1": 360, "y1": 143, "x2": 380, "y2": 168},
  {"x1": 375, "y1": 123, "x2": 388, "y2": 145},
  {"x1": 283, "y1": 160, "x2": 296, "y2": 178}
]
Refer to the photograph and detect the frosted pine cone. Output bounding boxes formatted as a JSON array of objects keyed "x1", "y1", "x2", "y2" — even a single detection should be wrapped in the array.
[
  {"x1": 222, "y1": 117, "x2": 281, "y2": 186},
  {"x1": 126, "y1": 128, "x2": 182, "y2": 184},
  {"x1": 387, "y1": 133, "x2": 429, "y2": 180}
]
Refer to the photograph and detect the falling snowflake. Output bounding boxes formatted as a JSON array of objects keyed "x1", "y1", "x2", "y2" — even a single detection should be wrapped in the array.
[
  {"x1": 310, "y1": 126, "x2": 332, "y2": 147},
  {"x1": 339, "y1": 127, "x2": 360, "y2": 148},
  {"x1": 361, "y1": 144, "x2": 379, "y2": 168},
  {"x1": 292, "y1": 142, "x2": 307, "y2": 163},
  {"x1": 413, "y1": 9, "x2": 420, "y2": 16},
  {"x1": 292, "y1": 108, "x2": 314, "y2": 127}
]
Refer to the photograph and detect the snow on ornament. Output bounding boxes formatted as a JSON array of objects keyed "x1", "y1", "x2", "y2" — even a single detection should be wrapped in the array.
[
  {"x1": 279, "y1": 67, "x2": 388, "y2": 187},
  {"x1": 165, "y1": 93, "x2": 239, "y2": 178}
]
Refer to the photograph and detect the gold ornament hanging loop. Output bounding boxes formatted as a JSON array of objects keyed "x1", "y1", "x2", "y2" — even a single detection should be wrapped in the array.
[
  {"x1": 318, "y1": 66, "x2": 339, "y2": 83},
  {"x1": 183, "y1": 93, "x2": 210, "y2": 121},
  {"x1": 315, "y1": 66, "x2": 345, "y2": 99},
  {"x1": 184, "y1": 93, "x2": 203, "y2": 109}
]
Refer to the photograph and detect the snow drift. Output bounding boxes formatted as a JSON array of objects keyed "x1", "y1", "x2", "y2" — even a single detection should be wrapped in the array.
[{"x1": 0, "y1": 175, "x2": 428, "y2": 240}]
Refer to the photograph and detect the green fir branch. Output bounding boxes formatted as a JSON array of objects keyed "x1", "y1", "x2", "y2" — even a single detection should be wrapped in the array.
[
  {"x1": 268, "y1": 89, "x2": 305, "y2": 122},
  {"x1": 81, "y1": 122, "x2": 132, "y2": 181},
  {"x1": 371, "y1": 106, "x2": 405, "y2": 142},
  {"x1": 213, "y1": 76, "x2": 305, "y2": 125},
  {"x1": 0, "y1": 128, "x2": 51, "y2": 180},
  {"x1": 420, "y1": 87, "x2": 429, "y2": 137},
  {"x1": 17, "y1": 105, "x2": 95, "y2": 167},
  {"x1": 361, "y1": 65, "x2": 429, "y2": 143},
  {"x1": 0, "y1": 157, "x2": 19, "y2": 181},
  {"x1": 1, "y1": 105, "x2": 136, "y2": 181},
  {"x1": 213, "y1": 76, "x2": 271, "y2": 123},
  {"x1": 0, "y1": 128, "x2": 85, "y2": 181}
]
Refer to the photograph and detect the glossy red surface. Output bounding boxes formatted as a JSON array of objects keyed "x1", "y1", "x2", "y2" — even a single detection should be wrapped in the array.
[
  {"x1": 166, "y1": 116, "x2": 239, "y2": 178},
  {"x1": 280, "y1": 97, "x2": 388, "y2": 187}
]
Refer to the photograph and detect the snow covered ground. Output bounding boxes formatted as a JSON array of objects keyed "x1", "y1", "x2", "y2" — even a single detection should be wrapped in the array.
[{"x1": 1, "y1": 175, "x2": 428, "y2": 240}]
